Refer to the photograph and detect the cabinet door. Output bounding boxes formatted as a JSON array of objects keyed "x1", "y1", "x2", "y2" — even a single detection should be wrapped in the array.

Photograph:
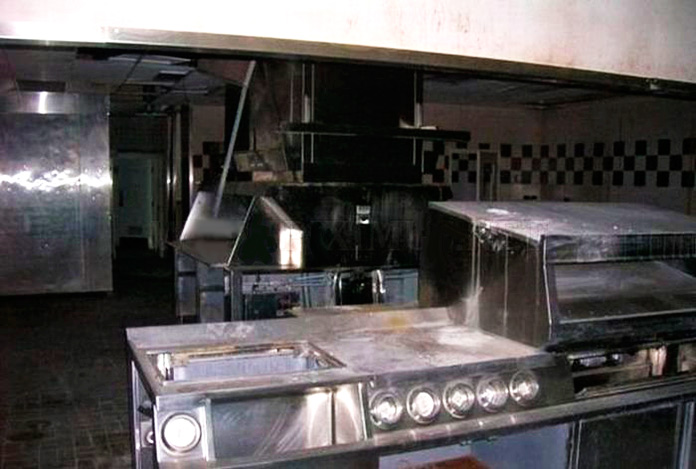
[
  {"x1": 574, "y1": 404, "x2": 680, "y2": 469},
  {"x1": 379, "y1": 424, "x2": 571, "y2": 469}
]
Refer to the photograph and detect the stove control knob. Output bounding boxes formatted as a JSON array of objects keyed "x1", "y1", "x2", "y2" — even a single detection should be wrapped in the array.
[
  {"x1": 476, "y1": 375, "x2": 509, "y2": 412},
  {"x1": 369, "y1": 392, "x2": 404, "y2": 429},
  {"x1": 443, "y1": 382, "x2": 475, "y2": 418},
  {"x1": 162, "y1": 413, "x2": 201, "y2": 453},
  {"x1": 407, "y1": 387, "x2": 441, "y2": 424},
  {"x1": 509, "y1": 370, "x2": 540, "y2": 406}
]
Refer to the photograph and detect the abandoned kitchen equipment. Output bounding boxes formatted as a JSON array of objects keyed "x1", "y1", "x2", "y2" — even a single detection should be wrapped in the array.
[
  {"x1": 172, "y1": 183, "x2": 450, "y2": 322},
  {"x1": 130, "y1": 202, "x2": 696, "y2": 468},
  {"x1": 420, "y1": 202, "x2": 696, "y2": 467},
  {"x1": 128, "y1": 308, "x2": 574, "y2": 468}
]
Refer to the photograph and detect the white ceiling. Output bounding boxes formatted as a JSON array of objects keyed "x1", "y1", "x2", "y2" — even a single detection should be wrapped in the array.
[
  {"x1": 0, "y1": 48, "x2": 230, "y2": 114},
  {"x1": 0, "y1": 47, "x2": 619, "y2": 115}
]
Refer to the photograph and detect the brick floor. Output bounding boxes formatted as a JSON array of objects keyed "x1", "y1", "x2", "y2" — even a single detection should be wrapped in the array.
[{"x1": 0, "y1": 249, "x2": 175, "y2": 468}]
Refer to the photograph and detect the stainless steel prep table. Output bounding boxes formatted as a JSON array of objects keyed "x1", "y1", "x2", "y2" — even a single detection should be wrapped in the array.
[
  {"x1": 127, "y1": 306, "x2": 696, "y2": 468},
  {"x1": 130, "y1": 202, "x2": 696, "y2": 468}
]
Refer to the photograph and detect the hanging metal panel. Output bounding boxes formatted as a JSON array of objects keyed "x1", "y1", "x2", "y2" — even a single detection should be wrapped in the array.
[{"x1": 0, "y1": 92, "x2": 112, "y2": 295}]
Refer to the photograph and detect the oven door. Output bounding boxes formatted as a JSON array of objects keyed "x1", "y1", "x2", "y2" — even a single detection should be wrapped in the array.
[
  {"x1": 570, "y1": 403, "x2": 684, "y2": 469},
  {"x1": 379, "y1": 424, "x2": 571, "y2": 469},
  {"x1": 379, "y1": 401, "x2": 693, "y2": 469}
]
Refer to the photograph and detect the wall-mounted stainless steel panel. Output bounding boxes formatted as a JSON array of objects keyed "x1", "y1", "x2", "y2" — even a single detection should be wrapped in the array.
[
  {"x1": 0, "y1": 92, "x2": 112, "y2": 295},
  {"x1": 175, "y1": 252, "x2": 197, "y2": 318}
]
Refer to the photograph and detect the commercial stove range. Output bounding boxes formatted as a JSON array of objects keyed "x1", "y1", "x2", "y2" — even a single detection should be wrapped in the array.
[{"x1": 128, "y1": 203, "x2": 696, "y2": 468}]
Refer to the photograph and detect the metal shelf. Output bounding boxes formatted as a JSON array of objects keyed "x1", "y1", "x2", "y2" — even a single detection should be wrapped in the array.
[{"x1": 280, "y1": 122, "x2": 470, "y2": 141}]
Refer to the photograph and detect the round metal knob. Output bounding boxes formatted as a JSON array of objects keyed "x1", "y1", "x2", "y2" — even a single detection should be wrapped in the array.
[
  {"x1": 407, "y1": 387, "x2": 441, "y2": 424},
  {"x1": 369, "y1": 392, "x2": 404, "y2": 429},
  {"x1": 161, "y1": 413, "x2": 201, "y2": 453},
  {"x1": 509, "y1": 370, "x2": 540, "y2": 406},
  {"x1": 443, "y1": 382, "x2": 476, "y2": 418},
  {"x1": 476, "y1": 376, "x2": 509, "y2": 412}
]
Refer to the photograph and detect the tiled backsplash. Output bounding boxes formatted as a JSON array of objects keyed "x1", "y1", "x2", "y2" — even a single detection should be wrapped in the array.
[{"x1": 424, "y1": 138, "x2": 696, "y2": 188}]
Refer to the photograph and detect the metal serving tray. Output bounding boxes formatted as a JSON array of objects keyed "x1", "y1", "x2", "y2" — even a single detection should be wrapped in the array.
[{"x1": 151, "y1": 342, "x2": 343, "y2": 382}]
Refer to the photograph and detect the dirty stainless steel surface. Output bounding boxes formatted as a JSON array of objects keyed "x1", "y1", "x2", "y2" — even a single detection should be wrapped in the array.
[
  {"x1": 129, "y1": 308, "x2": 544, "y2": 395},
  {"x1": 421, "y1": 202, "x2": 696, "y2": 349},
  {"x1": 179, "y1": 192, "x2": 253, "y2": 243},
  {"x1": 134, "y1": 202, "x2": 696, "y2": 468},
  {"x1": 0, "y1": 92, "x2": 112, "y2": 295},
  {"x1": 173, "y1": 183, "x2": 447, "y2": 322},
  {"x1": 159, "y1": 342, "x2": 343, "y2": 382},
  {"x1": 289, "y1": 302, "x2": 419, "y2": 318},
  {"x1": 415, "y1": 201, "x2": 696, "y2": 469},
  {"x1": 173, "y1": 191, "x2": 252, "y2": 319},
  {"x1": 182, "y1": 183, "x2": 447, "y2": 272},
  {"x1": 128, "y1": 307, "x2": 580, "y2": 468},
  {"x1": 128, "y1": 306, "x2": 696, "y2": 468},
  {"x1": 230, "y1": 196, "x2": 303, "y2": 269},
  {"x1": 430, "y1": 202, "x2": 696, "y2": 243},
  {"x1": 209, "y1": 387, "x2": 350, "y2": 459},
  {"x1": 173, "y1": 240, "x2": 236, "y2": 268}
]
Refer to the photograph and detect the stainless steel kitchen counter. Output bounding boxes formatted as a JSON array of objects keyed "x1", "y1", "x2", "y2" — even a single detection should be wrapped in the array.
[
  {"x1": 127, "y1": 306, "x2": 696, "y2": 468},
  {"x1": 127, "y1": 307, "x2": 544, "y2": 398},
  {"x1": 432, "y1": 201, "x2": 696, "y2": 243}
]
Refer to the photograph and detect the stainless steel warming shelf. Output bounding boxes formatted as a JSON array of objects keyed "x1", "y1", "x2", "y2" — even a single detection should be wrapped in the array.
[{"x1": 152, "y1": 342, "x2": 343, "y2": 382}]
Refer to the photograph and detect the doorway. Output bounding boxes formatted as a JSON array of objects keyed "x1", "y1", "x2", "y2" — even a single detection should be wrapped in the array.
[{"x1": 112, "y1": 152, "x2": 166, "y2": 256}]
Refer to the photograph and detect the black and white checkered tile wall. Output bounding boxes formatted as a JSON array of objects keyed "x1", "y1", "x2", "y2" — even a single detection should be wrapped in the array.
[{"x1": 423, "y1": 138, "x2": 696, "y2": 188}]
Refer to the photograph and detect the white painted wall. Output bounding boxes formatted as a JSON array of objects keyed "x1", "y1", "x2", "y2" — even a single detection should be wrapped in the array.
[
  {"x1": 430, "y1": 96, "x2": 696, "y2": 213},
  {"x1": 543, "y1": 97, "x2": 696, "y2": 213},
  {"x1": 424, "y1": 102, "x2": 542, "y2": 146},
  {"x1": 423, "y1": 102, "x2": 542, "y2": 200},
  {"x1": 542, "y1": 97, "x2": 696, "y2": 148},
  {"x1": 2, "y1": 1, "x2": 696, "y2": 83},
  {"x1": 190, "y1": 105, "x2": 225, "y2": 157}
]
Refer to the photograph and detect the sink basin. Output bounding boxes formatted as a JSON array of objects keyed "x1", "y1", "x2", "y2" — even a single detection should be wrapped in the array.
[{"x1": 151, "y1": 342, "x2": 343, "y2": 382}]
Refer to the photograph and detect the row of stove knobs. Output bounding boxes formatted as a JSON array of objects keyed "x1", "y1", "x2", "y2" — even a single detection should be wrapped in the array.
[{"x1": 370, "y1": 370, "x2": 540, "y2": 429}]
